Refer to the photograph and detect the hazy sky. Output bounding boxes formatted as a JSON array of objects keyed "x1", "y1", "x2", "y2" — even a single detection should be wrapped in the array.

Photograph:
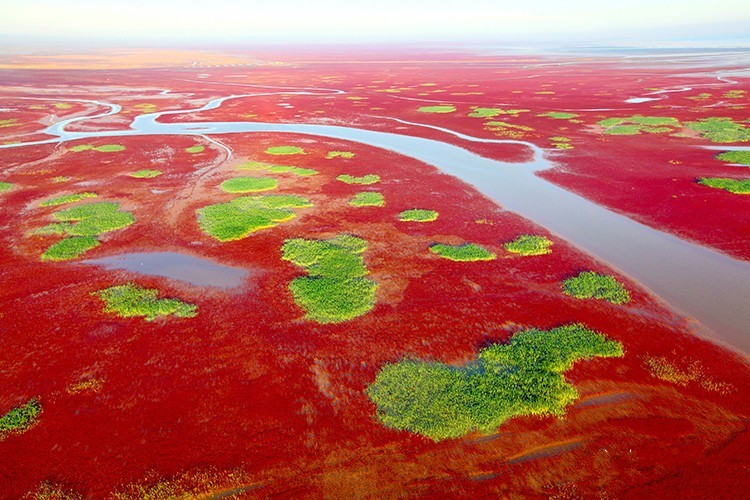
[{"x1": 3, "y1": 0, "x2": 750, "y2": 43}]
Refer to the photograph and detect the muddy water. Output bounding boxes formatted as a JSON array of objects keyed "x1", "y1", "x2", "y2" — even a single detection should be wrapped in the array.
[
  {"x1": 1, "y1": 94, "x2": 749, "y2": 353},
  {"x1": 83, "y1": 252, "x2": 250, "y2": 289}
]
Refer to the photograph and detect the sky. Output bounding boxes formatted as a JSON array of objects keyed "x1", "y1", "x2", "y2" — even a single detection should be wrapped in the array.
[{"x1": 2, "y1": 0, "x2": 750, "y2": 44}]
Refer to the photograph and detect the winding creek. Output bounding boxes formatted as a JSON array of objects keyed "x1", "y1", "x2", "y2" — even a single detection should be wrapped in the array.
[{"x1": 2, "y1": 92, "x2": 749, "y2": 353}]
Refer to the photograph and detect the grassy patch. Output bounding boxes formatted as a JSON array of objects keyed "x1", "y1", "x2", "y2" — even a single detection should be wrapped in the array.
[
  {"x1": 539, "y1": 111, "x2": 579, "y2": 119},
  {"x1": 430, "y1": 243, "x2": 495, "y2": 261},
  {"x1": 53, "y1": 202, "x2": 135, "y2": 236},
  {"x1": 265, "y1": 146, "x2": 305, "y2": 155},
  {"x1": 41, "y1": 236, "x2": 100, "y2": 261},
  {"x1": 469, "y1": 107, "x2": 528, "y2": 117},
  {"x1": 0, "y1": 119, "x2": 19, "y2": 128},
  {"x1": 40, "y1": 192, "x2": 97, "y2": 207},
  {"x1": 0, "y1": 399, "x2": 42, "y2": 437},
  {"x1": 504, "y1": 235, "x2": 553, "y2": 256},
  {"x1": 684, "y1": 118, "x2": 750, "y2": 143},
  {"x1": 697, "y1": 177, "x2": 750, "y2": 194},
  {"x1": 220, "y1": 176, "x2": 278, "y2": 193},
  {"x1": 562, "y1": 271, "x2": 631, "y2": 304},
  {"x1": 723, "y1": 90, "x2": 745, "y2": 99},
  {"x1": 326, "y1": 151, "x2": 355, "y2": 159},
  {"x1": 70, "y1": 144, "x2": 126, "y2": 153},
  {"x1": 337, "y1": 174, "x2": 380, "y2": 185},
  {"x1": 38, "y1": 202, "x2": 134, "y2": 260},
  {"x1": 186, "y1": 145, "x2": 205, "y2": 153},
  {"x1": 598, "y1": 115, "x2": 680, "y2": 135},
  {"x1": 94, "y1": 283, "x2": 197, "y2": 321},
  {"x1": 549, "y1": 136, "x2": 573, "y2": 149},
  {"x1": 238, "y1": 161, "x2": 318, "y2": 176},
  {"x1": 0, "y1": 181, "x2": 12, "y2": 192},
  {"x1": 282, "y1": 234, "x2": 377, "y2": 323},
  {"x1": 418, "y1": 105, "x2": 456, "y2": 113},
  {"x1": 350, "y1": 192, "x2": 385, "y2": 207},
  {"x1": 716, "y1": 151, "x2": 750, "y2": 165},
  {"x1": 368, "y1": 323, "x2": 623, "y2": 440},
  {"x1": 129, "y1": 169, "x2": 162, "y2": 179},
  {"x1": 197, "y1": 194, "x2": 312, "y2": 241},
  {"x1": 399, "y1": 209, "x2": 438, "y2": 222}
]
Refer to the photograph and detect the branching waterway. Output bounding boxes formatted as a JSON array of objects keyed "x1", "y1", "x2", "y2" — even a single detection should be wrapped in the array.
[{"x1": 2, "y1": 91, "x2": 749, "y2": 353}]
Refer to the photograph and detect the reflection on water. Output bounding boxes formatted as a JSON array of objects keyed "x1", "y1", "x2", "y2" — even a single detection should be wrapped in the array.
[{"x1": 83, "y1": 251, "x2": 250, "y2": 289}]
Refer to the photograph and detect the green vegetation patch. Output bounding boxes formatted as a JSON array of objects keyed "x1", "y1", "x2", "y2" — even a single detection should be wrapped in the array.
[
  {"x1": 129, "y1": 169, "x2": 162, "y2": 179},
  {"x1": 504, "y1": 234, "x2": 553, "y2": 256},
  {"x1": 716, "y1": 151, "x2": 750, "y2": 165},
  {"x1": 469, "y1": 107, "x2": 528, "y2": 117},
  {"x1": 723, "y1": 90, "x2": 746, "y2": 99},
  {"x1": 417, "y1": 105, "x2": 456, "y2": 113},
  {"x1": 40, "y1": 192, "x2": 97, "y2": 207},
  {"x1": 0, "y1": 182, "x2": 12, "y2": 192},
  {"x1": 0, "y1": 119, "x2": 19, "y2": 128},
  {"x1": 265, "y1": 145, "x2": 305, "y2": 155},
  {"x1": 368, "y1": 324, "x2": 623, "y2": 440},
  {"x1": 697, "y1": 177, "x2": 750, "y2": 194},
  {"x1": 349, "y1": 192, "x2": 385, "y2": 207},
  {"x1": 220, "y1": 176, "x2": 278, "y2": 193},
  {"x1": 53, "y1": 202, "x2": 135, "y2": 236},
  {"x1": 94, "y1": 283, "x2": 197, "y2": 321},
  {"x1": 186, "y1": 145, "x2": 205, "y2": 153},
  {"x1": 38, "y1": 202, "x2": 135, "y2": 261},
  {"x1": 238, "y1": 161, "x2": 318, "y2": 176},
  {"x1": 337, "y1": 174, "x2": 380, "y2": 185},
  {"x1": 598, "y1": 115, "x2": 680, "y2": 135},
  {"x1": 197, "y1": 194, "x2": 312, "y2": 241},
  {"x1": 399, "y1": 209, "x2": 438, "y2": 222},
  {"x1": 0, "y1": 399, "x2": 42, "y2": 437},
  {"x1": 41, "y1": 236, "x2": 100, "y2": 261},
  {"x1": 562, "y1": 271, "x2": 631, "y2": 304},
  {"x1": 282, "y1": 234, "x2": 377, "y2": 323},
  {"x1": 684, "y1": 118, "x2": 750, "y2": 143},
  {"x1": 70, "y1": 144, "x2": 126, "y2": 153},
  {"x1": 326, "y1": 151, "x2": 356, "y2": 159},
  {"x1": 539, "y1": 112, "x2": 579, "y2": 119},
  {"x1": 430, "y1": 243, "x2": 496, "y2": 261}
]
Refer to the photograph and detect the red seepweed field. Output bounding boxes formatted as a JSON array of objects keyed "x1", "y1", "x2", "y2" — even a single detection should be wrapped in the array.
[{"x1": 0, "y1": 48, "x2": 749, "y2": 497}]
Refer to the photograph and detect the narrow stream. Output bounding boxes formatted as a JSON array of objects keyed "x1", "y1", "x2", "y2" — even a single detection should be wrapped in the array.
[{"x1": 2, "y1": 93, "x2": 748, "y2": 353}]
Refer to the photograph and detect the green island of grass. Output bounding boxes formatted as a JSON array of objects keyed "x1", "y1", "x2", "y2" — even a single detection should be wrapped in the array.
[
  {"x1": 129, "y1": 169, "x2": 162, "y2": 179},
  {"x1": 326, "y1": 151, "x2": 356, "y2": 159},
  {"x1": 0, "y1": 119, "x2": 19, "y2": 128},
  {"x1": 368, "y1": 323, "x2": 623, "y2": 440},
  {"x1": 265, "y1": 145, "x2": 305, "y2": 155},
  {"x1": 337, "y1": 174, "x2": 380, "y2": 185},
  {"x1": 93, "y1": 283, "x2": 197, "y2": 321},
  {"x1": 238, "y1": 161, "x2": 318, "y2": 176},
  {"x1": 684, "y1": 118, "x2": 750, "y2": 143},
  {"x1": 430, "y1": 243, "x2": 496, "y2": 261},
  {"x1": 716, "y1": 151, "x2": 750, "y2": 165},
  {"x1": 282, "y1": 234, "x2": 377, "y2": 323},
  {"x1": 0, "y1": 181, "x2": 12, "y2": 192},
  {"x1": 417, "y1": 105, "x2": 456, "y2": 113},
  {"x1": 41, "y1": 236, "x2": 100, "y2": 261},
  {"x1": 40, "y1": 192, "x2": 97, "y2": 207},
  {"x1": 70, "y1": 144, "x2": 126, "y2": 153},
  {"x1": 598, "y1": 115, "x2": 680, "y2": 135},
  {"x1": 504, "y1": 234, "x2": 553, "y2": 256},
  {"x1": 399, "y1": 209, "x2": 438, "y2": 222},
  {"x1": 220, "y1": 176, "x2": 278, "y2": 193},
  {"x1": 469, "y1": 107, "x2": 528, "y2": 117},
  {"x1": 197, "y1": 194, "x2": 312, "y2": 241},
  {"x1": 562, "y1": 271, "x2": 631, "y2": 304},
  {"x1": 38, "y1": 202, "x2": 135, "y2": 260},
  {"x1": 186, "y1": 145, "x2": 205, "y2": 154},
  {"x1": 697, "y1": 177, "x2": 750, "y2": 194},
  {"x1": 539, "y1": 111, "x2": 579, "y2": 119},
  {"x1": 0, "y1": 398, "x2": 42, "y2": 438},
  {"x1": 349, "y1": 192, "x2": 385, "y2": 207}
]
